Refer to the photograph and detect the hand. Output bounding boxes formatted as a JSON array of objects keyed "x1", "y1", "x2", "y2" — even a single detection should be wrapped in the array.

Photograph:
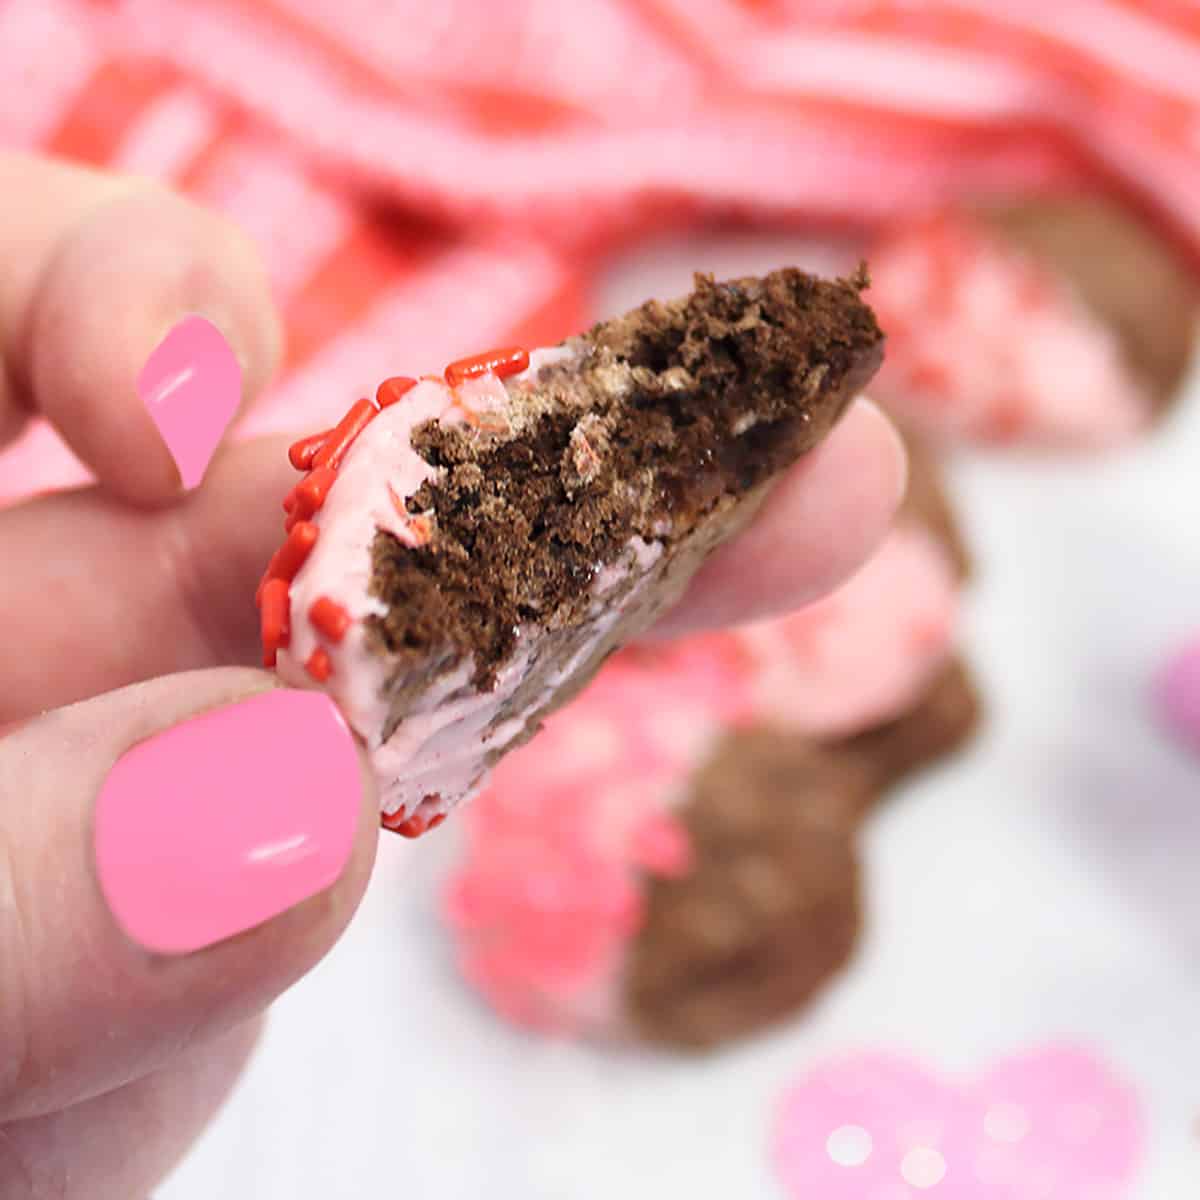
[{"x1": 0, "y1": 152, "x2": 907, "y2": 1198}]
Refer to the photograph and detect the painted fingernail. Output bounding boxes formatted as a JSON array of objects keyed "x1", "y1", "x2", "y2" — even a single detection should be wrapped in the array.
[
  {"x1": 137, "y1": 314, "x2": 242, "y2": 489},
  {"x1": 94, "y1": 690, "x2": 361, "y2": 954}
]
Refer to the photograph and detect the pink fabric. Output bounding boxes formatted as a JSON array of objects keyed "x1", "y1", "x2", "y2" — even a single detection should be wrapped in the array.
[
  {"x1": 772, "y1": 1044, "x2": 1142, "y2": 1198},
  {"x1": 0, "y1": 0, "x2": 1198, "y2": 496}
]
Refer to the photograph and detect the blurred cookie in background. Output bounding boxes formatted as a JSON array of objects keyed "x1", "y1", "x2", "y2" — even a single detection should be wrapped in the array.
[
  {"x1": 866, "y1": 196, "x2": 1199, "y2": 450},
  {"x1": 442, "y1": 438, "x2": 980, "y2": 1048}
]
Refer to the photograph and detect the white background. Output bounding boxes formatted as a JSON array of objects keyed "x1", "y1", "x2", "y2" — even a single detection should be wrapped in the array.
[{"x1": 162, "y1": 233, "x2": 1200, "y2": 1199}]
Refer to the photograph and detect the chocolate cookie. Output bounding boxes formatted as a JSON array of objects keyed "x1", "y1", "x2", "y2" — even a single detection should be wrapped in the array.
[
  {"x1": 980, "y1": 196, "x2": 1198, "y2": 413},
  {"x1": 867, "y1": 197, "x2": 1198, "y2": 447},
  {"x1": 264, "y1": 267, "x2": 884, "y2": 833},
  {"x1": 626, "y1": 733, "x2": 870, "y2": 1049}
]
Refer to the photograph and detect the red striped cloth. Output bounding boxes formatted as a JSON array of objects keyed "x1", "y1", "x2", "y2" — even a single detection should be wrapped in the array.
[{"x1": 0, "y1": 0, "x2": 1196, "y2": 497}]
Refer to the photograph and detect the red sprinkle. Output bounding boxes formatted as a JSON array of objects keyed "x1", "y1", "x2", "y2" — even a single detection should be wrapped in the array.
[
  {"x1": 444, "y1": 346, "x2": 529, "y2": 387},
  {"x1": 260, "y1": 579, "x2": 291, "y2": 667},
  {"x1": 388, "y1": 814, "x2": 427, "y2": 837},
  {"x1": 284, "y1": 466, "x2": 337, "y2": 531},
  {"x1": 382, "y1": 803, "x2": 447, "y2": 837},
  {"x1": 305, "y1": 646, "x2": 332, "y2": 682},
  {"x1": 407, "y1": 514, "x2": 433, "y2": 546},
  {"x1": 376, "y1": 376, "x2": 418, "y2": 408},
  {"x1": 313, "y1": 398, "x2": 378, "y2": 470},
  {"x1": 287, "y1": 466, "x2": 337, "y2": 520},
  {"x1": 310, "y1": 596, "x2": 351, "y2": 643},
  {"x1": 386, "y1": 481, "x2": 408, "y2": 517},
  {"x1": 288, "y1": 430, "x2": 331, "y2": 472},
  {"x1": 266, "y1": 521, "x2": 318, "y2": 584}
]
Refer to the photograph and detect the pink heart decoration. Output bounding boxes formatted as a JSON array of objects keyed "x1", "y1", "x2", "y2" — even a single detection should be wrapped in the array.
[{"x1": 772, "y1": 1045, "x2": 1142, "y2": 1199}]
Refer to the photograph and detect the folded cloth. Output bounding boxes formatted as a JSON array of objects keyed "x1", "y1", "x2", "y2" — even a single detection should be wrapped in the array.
[{"x1": 1, "y1": 0, "x2": 1197, "y2": 500}]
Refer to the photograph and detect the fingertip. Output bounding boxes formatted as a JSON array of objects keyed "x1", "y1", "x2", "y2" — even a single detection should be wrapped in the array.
[
  {"x1": 0, "y1": 670, "x2": 378, "y2": 1121},
  {"x1": 21, "y1": 186, "x2": 282, "y2": 507},
  {"x1": 653, "y1": 395, "x2": 909, "y2": 638},
  {"x1": 852, "y1": 395, "x2": 910, "y2": 510}
]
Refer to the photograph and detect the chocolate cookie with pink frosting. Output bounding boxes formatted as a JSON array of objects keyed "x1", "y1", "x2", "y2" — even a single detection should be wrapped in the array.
[
  {"x1": 257, "y1": 268, "x2": 883, "y2": 836},
  {"x1": 867, "y1": 196, "x2": 1198, "y2": 449},
  {"x1": 443, "y1": 442, "x2": 979, "y2": 1048}
]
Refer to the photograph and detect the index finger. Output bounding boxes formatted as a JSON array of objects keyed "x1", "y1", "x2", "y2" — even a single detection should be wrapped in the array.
[{"x1": 0, "y1": 152, "x2": 282, "y2": 504}]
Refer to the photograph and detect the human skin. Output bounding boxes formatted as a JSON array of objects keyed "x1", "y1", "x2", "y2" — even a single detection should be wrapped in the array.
[{"x1": 0, "y1": 151, "x2": 907, "y2": 1198}]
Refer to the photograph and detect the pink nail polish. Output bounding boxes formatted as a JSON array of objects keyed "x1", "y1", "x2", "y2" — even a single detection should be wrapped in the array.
[
  {"x1": 137, "y1": 314, "x2": 242, "y2": 489},
  {"x1": 94, "y1": 690, "x2": 361, "y2": 955}
]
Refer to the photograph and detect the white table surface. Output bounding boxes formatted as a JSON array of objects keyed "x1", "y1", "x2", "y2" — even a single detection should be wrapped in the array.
[{"x1": 161, "y1": 233, "x2": 1200, "y2": 1200}]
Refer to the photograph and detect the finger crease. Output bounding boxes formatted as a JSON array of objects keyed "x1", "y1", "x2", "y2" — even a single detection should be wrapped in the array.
[{"x1": 162, "y1": 509, "x2": 240, "y2": 667}]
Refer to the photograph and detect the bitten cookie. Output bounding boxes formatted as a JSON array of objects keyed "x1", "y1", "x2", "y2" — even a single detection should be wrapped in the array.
[
  {"x1": 443, "y1": 442, "x2": 979, "y2": 1048},
  {"x1": 866, "y1": 196, "x2": 1199, "y2": 448},
  {"x1": 258, "y1": 269, "x2": 884, "y2": 835}
]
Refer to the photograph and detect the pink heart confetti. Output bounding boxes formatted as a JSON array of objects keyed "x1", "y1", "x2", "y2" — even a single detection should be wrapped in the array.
[
  {"x1": 772, "y1": 1045, "x2": 1141, "y2": 1199},
  {"x1": 1155, "y1": 636, "x2": 1200, "y2": 755}
]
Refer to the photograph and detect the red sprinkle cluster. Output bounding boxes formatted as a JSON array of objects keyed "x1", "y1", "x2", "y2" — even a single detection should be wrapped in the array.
[
  {"x1": 255, "y1": 377, "x2": 415, "y2": 671},
  {"x1": 382, "y1": 808, "x2": 447, "y2": 839},
  {"x1": 254, "y1": 348, "x2": 529, "y2": 837}
]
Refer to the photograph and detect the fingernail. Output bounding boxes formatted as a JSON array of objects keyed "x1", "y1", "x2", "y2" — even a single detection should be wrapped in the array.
[
  {"x1": 137, "y1": 314, "x2": 242, "y2": 490},
  {"x1": 94, "y1": 690, "x2": 361, "y2": 955}
]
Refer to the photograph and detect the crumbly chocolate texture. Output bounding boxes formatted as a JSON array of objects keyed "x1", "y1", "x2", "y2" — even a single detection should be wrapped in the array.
[
  {"x1": 626, "y1": 734, "x2": 870, "y2": 1050},
  {"x1": 368, "y1": 268, "x2": 884, "y2": 687},
  {"x1": 981, "y1": 196, "x2": 1199, "y2": 410}
]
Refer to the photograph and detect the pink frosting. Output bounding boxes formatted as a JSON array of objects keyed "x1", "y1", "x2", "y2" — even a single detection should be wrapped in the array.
[
  {"x1": 444, "y1": 652, "x2": 725, "y2": 1032},
  {"x1": 444, "y1": 520, "x2": 964, "y2": 1035},
  {"x1": 867, "y1": 215, "x2": 1153, "y2": 448},
  {"x1": 275, "y1": 346, "x2": 667, "y2": 826},
  {"x1": 646, "y1": 522, "x2": 962, "y2": 740},
  {"x1": 772, "y1": 1045, "x2": 1141, "y2": 1198}
]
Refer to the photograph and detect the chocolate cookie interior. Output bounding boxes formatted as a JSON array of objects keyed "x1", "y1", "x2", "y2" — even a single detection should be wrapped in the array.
[{"x1": 367, "y1": 268, "x2": 884, "y2": 687}]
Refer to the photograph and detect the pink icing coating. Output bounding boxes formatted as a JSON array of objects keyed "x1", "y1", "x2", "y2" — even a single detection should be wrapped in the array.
[
  {"x1": 656, "y1": 523, "x2": 963, "y2": 740},
  {"x1": 772, "y1": 1045, "x2": 1142, "y2": 1198},
  {"x1": 275, "y1": 346, "x2": 664, "y2": 826},
  {"x1": 444, "y1": 521, "x2": 963, "y2": 1035},
  {"x1": 444, "y1": 651, "x2": 729, "y2": 1032},
  {"x1": 867, "y1": 215, "x2": 1152, "y2": 448}
]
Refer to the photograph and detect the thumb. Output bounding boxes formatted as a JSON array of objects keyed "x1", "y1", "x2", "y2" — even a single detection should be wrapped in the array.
[{"x1": 0, "y1": 668, "x2": 377, "y2": 1123}]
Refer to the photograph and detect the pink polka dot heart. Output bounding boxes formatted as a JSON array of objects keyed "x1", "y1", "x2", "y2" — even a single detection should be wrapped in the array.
[{"x1": 771, "y1": 1045, "x2": 1141, "y2": 1199}]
